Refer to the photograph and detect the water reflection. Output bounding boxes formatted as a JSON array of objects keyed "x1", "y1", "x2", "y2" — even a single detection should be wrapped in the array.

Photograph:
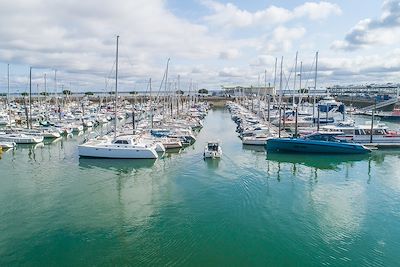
[
  {"x1": 242, "y1": 144, "x2": 266, "y2": 153},
  {"x1": 44, "y1": 137, "x2": 62, "y2": 145},
  {"x1": 78, "y1": 157, "x2": 156, "y2": 173},
  {"x1": 163, "y1": 148, "x2": 183, "y2": 157},
  {"x1": 266, "y1": 152, "x2": 370, "y2": 170}
]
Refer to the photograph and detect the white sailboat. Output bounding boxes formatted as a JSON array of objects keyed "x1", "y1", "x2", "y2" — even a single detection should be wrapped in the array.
[
  {"x1": 78, "y1": 36, "x2": 158, "y2": 159},
  {"x1": 0, "y1": 132, "x2": 44, "y2": 144}
]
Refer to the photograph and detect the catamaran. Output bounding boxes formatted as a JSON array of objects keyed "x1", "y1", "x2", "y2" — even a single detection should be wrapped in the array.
[{"x1": 78, "y1": 36, "x2": 159, "y2": 159}]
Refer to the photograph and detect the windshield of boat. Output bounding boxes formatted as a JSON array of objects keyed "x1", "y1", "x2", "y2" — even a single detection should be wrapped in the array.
[
  {"x1": 208, "y1": 143, "x2": 219, "y2": 151},
  {"x1": 304, "y1": 134, "x2": 341, "y2": 142}
]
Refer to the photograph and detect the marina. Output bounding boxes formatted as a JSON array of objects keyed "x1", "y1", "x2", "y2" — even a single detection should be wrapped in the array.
[
  {"x1": 1, "y1": 108, "x2": 400, "y2": 266},
  {"x1": 2, "y1": 0, "x2": 400, "y2": 265}
]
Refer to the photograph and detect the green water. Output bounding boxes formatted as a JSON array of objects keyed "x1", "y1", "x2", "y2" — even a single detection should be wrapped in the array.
[{"x1": 1, "y1": 109, "x2": 400, "y2": 266}]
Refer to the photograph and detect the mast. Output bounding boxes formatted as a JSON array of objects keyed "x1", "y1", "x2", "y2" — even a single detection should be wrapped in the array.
[
  {"x1": 54, "y1": 69, "x2": 59, "y2": 119},
  {"x1": 264, "y1": 69, "x2": 267, "y2": 100},
  {"x1": 7, "y1": 64, "x2": 10, "y2": 126},
  {"x1": 279, "y1": 56, "x2": 283, "y2": 106},
  {"x1": 293, "y1": 51, "x2": 298, "y2": 106},
  {"x1": 164, "y1": 58, "x2": 170, "y2": 118},
  {"x1": 114, "y1": 35, "x2": 119, "y2": 140},
  {"x1": 149, "y1": 78, "x2": 153, "y2": 128},
  {"x1": 29, "y1": 66, "x2": 32, "y2": 129},
  {"x1": 313, "y1": 51, "x2": 319, "y2": 119},
  {"x1": 299, "y1": 61, "x2": 303, "y2": 106},
  {"x1": 273, "y1": 57, "x2": 277, "y2": 99},
  {"x1": 44, "y1": 73, "x2": 48, "y2": 114}
]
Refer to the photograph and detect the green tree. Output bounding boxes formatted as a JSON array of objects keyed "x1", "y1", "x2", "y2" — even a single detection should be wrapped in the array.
[
  {"x1": 198, "y1": 88, "x2": 208, "y2": 94},
  {"x1": 129, "y1": 91, "x2": 138, "y2": 95},
  {"x1": 85, "y1": 91, "x2": 94, "y2": 96},
  {"x1": 176, "y1": 90, "x2": 184, "y2": 95},
  {"x1": 62, "y1": 89, "x2": 72, "y2": 95},
  {"x1": 21, "y1": 92, "x2": 29, "y2": 96}
]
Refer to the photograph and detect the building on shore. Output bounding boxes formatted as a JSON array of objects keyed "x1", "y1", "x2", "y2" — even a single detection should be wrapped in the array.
[
  {"x1": 327, "y1": 83, "x2": 400, "y2": 97},
  {"x1": 221, "y1": 85, "x2": 276, "y2": 96}
]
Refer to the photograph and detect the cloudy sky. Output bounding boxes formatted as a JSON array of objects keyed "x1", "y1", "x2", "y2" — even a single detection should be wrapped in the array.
[{"x1": 0, "y1": 0, "x2": 400, "y2": 93}]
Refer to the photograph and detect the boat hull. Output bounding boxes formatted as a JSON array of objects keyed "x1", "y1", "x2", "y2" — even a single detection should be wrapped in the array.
[
  {"x1": 266, "y1": 138, "x2": 370, "y2": 154},
  {"x1": 78, "y1": 145, "x2": 158, "y2": 159},
  {"x1": 242, "y1": 138, "x2": 268, "y2": 145}
]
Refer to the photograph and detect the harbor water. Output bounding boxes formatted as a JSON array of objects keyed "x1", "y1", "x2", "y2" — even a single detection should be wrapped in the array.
[{"x1": 1, "y1": 108, "x2": 400, "y2": 266}]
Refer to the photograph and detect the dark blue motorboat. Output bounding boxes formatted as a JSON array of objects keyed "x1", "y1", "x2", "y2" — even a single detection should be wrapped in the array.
[{"x1": 266, "y1": 132, "x2": 371, "y2": 154}]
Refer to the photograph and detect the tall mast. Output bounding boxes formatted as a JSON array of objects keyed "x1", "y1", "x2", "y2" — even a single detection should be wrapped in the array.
[
  {"x1": 273, "y1": 57, "x2": 277, "y2": 98},
  {"x1": 164, "y1": 58, "x2": 170, "y2": 118},
  {"x1": 149, "y1": 78, "x2": 153, "y2": 128},
  {"x1": 279, "y1": 56, "x2": 283, "y2": 106},
  {"x1": 114, "y1": 35, "x2": 119, "y2": 140},
  {"x1": 313, "y1": 51, "x2": 319, "y2": 118},
  {"x1": 29, "y1": 66, "x2": 32, "y2": 129},
  {"x1": 54, "y1": 69, "x2": 58, "y2": 108},
  {"x1": 44, "y1": 73, "x2": 47, "y2": 112},
  {"x1": 7, "y1": 64, "x2": 11, "y2": 126},
  {"x1": 264, "y1": 69, "x2": 267, "y2": 99},
  {"x1": 299, "y1": 61, "x2": 303, "y2": 105},
  {"x1": 293, "y1": 51, "x2": 298, "y2": 106}
]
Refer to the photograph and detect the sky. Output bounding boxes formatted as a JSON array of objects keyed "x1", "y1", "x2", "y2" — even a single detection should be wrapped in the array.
[{"x1": 0, "y1": 0, "x2": 399, "y2": 93}]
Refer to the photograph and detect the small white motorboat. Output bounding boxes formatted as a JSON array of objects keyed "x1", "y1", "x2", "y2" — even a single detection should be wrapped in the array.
[{"x1": 204, "y1": 141, "x2": 222, "y2": 159}]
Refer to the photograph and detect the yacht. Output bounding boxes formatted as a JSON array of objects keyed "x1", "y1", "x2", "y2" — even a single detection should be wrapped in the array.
[
  {"x1": 204, "y1": 141, "x2": 222, "y2": 158},
  {"x1": 321, "y1": 122, "x2": 400, "y2": 144},
  {"x1": 78, "y1": 135, "x2": 158, "y2": 159},
  {"x1": 318, "y1": 96, "x2": 343, "y2": 112},
  {"x1": 0, "y1": 132, "x2": 44, "y2": 144},
  {"x1": 242, "y1": 134, "x2": 272, "y2": 146},
  {"x1": 77, "y1": 36, "x2": 158, "y2": 160},
  {"x1": 266, "y1": 132, "x2": 371, "y2": 154}
]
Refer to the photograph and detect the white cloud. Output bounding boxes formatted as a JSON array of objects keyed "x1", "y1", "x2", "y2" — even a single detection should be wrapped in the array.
[
  {"x1": 0, "y1": 0, "x2": 239, "y2": 91},
  {"x1": 263, "y1": 26, "x2": 307, "y2": 53},
  {"x1": 202, "y1": 0, "x2": 341, "y2": 29},
  {"x1": 293, "y1": 1, "x2": 342, "y2": 20},
  {"x1": 332, "y1": 0, "x2": 400, "y2": 51},
  {"x1": 219, "y1": 49, "x2": 240, "y2": 60}
]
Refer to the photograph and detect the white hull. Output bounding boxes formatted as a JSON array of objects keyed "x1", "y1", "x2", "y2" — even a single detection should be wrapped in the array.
[
  {"x1": 242, "y1": 137, "x2": 269, "y2": 145},
  {"x1": 78, "y1": 140, "x2": 158, "y2": 159},
  {"x1": 0, "y1": 134, "x2": 43, "y2": 144},
  {"x1": 338, "y1": 135, "x2": 400, "y2": 144},
  {"x1": 204, "y1": 142, "x2": 222, "y2": 158},
  {"x1": 204, "y1": 150, "x2": 222, "y2": 158}
]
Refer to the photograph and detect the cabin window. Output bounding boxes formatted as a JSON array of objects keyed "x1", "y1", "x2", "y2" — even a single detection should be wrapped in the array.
[
  {"x1": 355, "y1": 129, "x2": 361, "y2": 135},
  {"x1": 114, "y1": 140, "x2": 129, "y2": 144}
]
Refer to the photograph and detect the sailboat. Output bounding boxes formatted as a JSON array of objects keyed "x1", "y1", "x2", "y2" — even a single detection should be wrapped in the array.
[{"x1": 78, "y1": 36, "x2": 158, "y2": 159}]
